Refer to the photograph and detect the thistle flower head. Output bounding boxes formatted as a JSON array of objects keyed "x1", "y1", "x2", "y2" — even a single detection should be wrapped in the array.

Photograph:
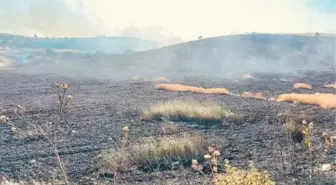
[
  {"x1": 192, "y1": 159, "x2": 198, "y2": 166},
  {"x1": 122, "y1": 126, "x2": 129, "y2": 132},
  {"x1": 208, "y1": 146, "x2": 214, "y2": 153},
  {"x1": 214, "y1": 150, "x2": 220, "y2": 157},
  {"x1": 11, "y1": 127, "x2": 17, "y2": 132},
  {"x1": 308, "y1": 122, "x2": 314, "y2": 130},
  {"x1": 204, "y1": 154, "x2": 211, "y2": 160},
  {"x1": 62, "y1": 84, "x2": 68, "y2": 89},
  {"x1": 0, "y1": 115, "x2": 9, "y2": 123},
  {"x1": 302, "y1": 120, "x2": 307, "y2": 125}
]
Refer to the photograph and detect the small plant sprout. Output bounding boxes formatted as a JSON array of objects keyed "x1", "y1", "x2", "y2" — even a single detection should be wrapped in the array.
[
  {"x1": 121, "y1": 126, "x2": 129, "y2": 147},
  {"x1": 204, "y1": 146, "x2": 220, "y2": 184},
  {"x1": 0, "y1": 115, "x2": 9, "y2": 123},
  {"x1": 300, "y1": 120, "x2": 315, "y2": 179},
  {"x1": 56, "y1": 83, "x2": 72, "y2": 114}
]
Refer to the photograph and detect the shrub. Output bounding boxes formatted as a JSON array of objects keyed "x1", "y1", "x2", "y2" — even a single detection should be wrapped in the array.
[
  {"x1": 155, "y1": 84, "x2": 231, "y2": 95},
  {"x1": 293, "y1": 83, "x2": 312, "y2": 89},
  {"x1": 215, "y1": 160, "x2": 276, "y2": 185},
  {"x1": 140, "y1": 100, "x2": 234, "y2": 122},
  {"x1": 276, "y1": 93, "x2": 336, "y2": 109}
]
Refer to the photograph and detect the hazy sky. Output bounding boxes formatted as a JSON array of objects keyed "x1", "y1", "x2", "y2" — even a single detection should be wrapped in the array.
[{"x1": 0, "y1": 0, "x2": 335, "y2": 43}]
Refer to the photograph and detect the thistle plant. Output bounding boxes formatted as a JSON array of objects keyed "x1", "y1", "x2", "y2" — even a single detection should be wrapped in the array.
[
  {"x1": 121, "y1": 126, "x2": 129, "y2": 148},
  {"x1": 204, "y1": 146, "x2": 220, "y2": 184},
  {"x1": 56, "y1": 83, "x2": 72, "y2": 114},
  {"x1": 300, "y1": 120, "x2": 315, "y2": 180}
]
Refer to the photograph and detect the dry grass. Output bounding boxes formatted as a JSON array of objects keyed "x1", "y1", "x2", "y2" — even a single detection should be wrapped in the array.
[
  {"x1": 155, "y1": 76, "x2": 170, "y2": 83},
  {"x1": 158, "y1": 121, "x2": 181, "y2": 135},
  {"x1": 276, "y1": 93, "x2": 336, "y2": 109},
  {"x1": 0, "y1": 178, "x2": 63, "y2": 185},
  {"x1": 215, "y1": 160, "x2": 275, "y2": 185},
  {"x1": 132, "y1": 134, "x2": 208, "y2": 166},
  {"x1": 155, "y1": 84, "x2": 231, "y2": 95},
  {"x1": 241, "y1": 92, "x2": 266, "y2": 100},
  {"x1": 325, "y1": 82, "x2": 336, "y2": 89},
  {"x1": 293, "y1": 83, "x2": 312, "y2": 89},
  {"x1": 101, "y1": 134, "x2": 208, "y2": 172},
  {"x1": 132, "y1": 76, "x2": 148, "y2": 82},
  {"x1": 140, "y1": 100, "x2": 234, "y2": 122}
]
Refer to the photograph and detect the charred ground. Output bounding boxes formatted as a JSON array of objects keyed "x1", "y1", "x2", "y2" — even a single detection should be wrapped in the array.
[{"x1": 0, "y1": 69, "x2": 335, "y2": 185}]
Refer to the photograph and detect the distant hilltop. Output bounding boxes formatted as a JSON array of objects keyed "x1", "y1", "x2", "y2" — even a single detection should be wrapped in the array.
[{"x1": 0, "y1": 34, "x2": 161, "y2": 54}]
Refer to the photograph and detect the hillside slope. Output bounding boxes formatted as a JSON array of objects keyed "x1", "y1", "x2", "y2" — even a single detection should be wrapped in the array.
[
  {"x1": 110, "y1": 34, "x2": 335, "y2": 75},
  {"x1": 0, "y1": 34, "x2": 160, "y2": 54},
  {"x1": 6, "y1": 34, "x2": 336, "y2": 79}
]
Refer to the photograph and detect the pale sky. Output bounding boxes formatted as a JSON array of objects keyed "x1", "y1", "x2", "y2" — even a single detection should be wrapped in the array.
[{"x1": 0, "y1": 0, "x2": 335, "y2": 43}]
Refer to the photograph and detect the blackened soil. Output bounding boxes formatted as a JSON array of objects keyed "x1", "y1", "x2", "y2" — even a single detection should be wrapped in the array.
[{"x1": 0, "y1": 70, "x2": 335, "y2": 185}]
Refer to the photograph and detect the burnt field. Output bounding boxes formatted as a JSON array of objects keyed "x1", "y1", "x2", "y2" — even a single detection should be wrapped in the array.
[{"x1": 0, "y1": 70, "x2": 335, "y2": 185}]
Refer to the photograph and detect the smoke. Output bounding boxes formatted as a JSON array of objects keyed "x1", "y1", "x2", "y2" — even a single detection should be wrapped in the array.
[
  {"x1": 0, "y1": 0, "x2": 102, "y2": 37},
  {"x1": 0, "y1": 0, "x2": 335, "y2": 41},
  {"x1": 0, "y1": 0, "x2": 335, "y2": 81}
]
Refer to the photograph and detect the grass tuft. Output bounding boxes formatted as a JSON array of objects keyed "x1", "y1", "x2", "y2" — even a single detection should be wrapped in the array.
[
  {"x1": 140, "y1": 100, "x2": 234, "y2": 123},
  {"x1": 155, "y1": 76, "x2": 170, "y2": 83},
  {"x1": 293, "y1": 83, "x2": 312, "y2": 89},
  {"x1": 132, "y1": 134, "x2": 208, "y2": 166},
  {"x1": 155, "y1": 84, "x2": 231, "y2": 95},
  {"x1": 276, "y1": 93, "x2": 336, "y2": 109},
  {"x1": 325, "y1": 82, "x2": 336, "y2": 89},
  {"x1": 241, "y1": 92, "x2": 266, "y2": 100},
  {"x1": 100, "y1": 134, "x2": 209, "y2": 172}
]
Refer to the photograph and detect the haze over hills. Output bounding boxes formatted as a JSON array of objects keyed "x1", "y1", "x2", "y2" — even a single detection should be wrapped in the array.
[
  {"x1": 96, "y1": 33, "x2": 336, "y2": 75},
  {"x1": 0, "y1": 33, "x2": 161, "y2": 54},
  {"x1": 5, "y1": 33, "x2": 334, "y2": 80}
]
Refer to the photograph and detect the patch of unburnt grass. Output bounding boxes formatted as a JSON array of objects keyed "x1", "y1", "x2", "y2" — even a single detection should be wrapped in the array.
[
  {"x1": 276, "y1": 93, "x2": 336, "y2": 109},
  {"x1": 140, "y1": 100, "x2": 234, "y2": 124},
  {"x1": 100, "y1": 133, "x2": 209, "y2": 174}
]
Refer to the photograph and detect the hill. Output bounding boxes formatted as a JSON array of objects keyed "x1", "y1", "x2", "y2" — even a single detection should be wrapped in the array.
[
  {"x1": 108, "y1": 33, "x2": 335, "y2": 75},
  {"x1": 4, "y1": 33, "x2": 336, "y2": 80},
  {"x1": 0, "y1": 34, "x2": 160, "y2": 54}
]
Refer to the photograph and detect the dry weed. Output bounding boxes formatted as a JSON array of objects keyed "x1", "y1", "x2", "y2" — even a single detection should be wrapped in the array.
[
  {"x1": 0, "y1": 177, "x2": 63, "y2": 185},
  {"x1": 276, "y1": 93, "x2": 336, "y2": 109},
  {"x1": 132, "y1": 76, "x2": 147, "y2": 82},
  {"x1": 215, "y1": 160, "x2": 275, "y2": 185},
  {"x1": 159, "y1": 121, "x2": 180, "y2": 135},
  {"x1": 155, "y1": 84, "x2": 231, "y2": 95},
  {"x1": 155, "y1": 76, "x2": 170, "y2": 83},
  {"x1": 325, "y1": 82, "x2": 336, "y2": 89},
  {"x1": 241, "y1": 92, "x2": 266, "y2": 100},
  {"x1": 140, "y1": 100, "x2": 234, "y2": 122},
  {"x1": 293, "y1": 83, "x2": 312, "y2": 89}
]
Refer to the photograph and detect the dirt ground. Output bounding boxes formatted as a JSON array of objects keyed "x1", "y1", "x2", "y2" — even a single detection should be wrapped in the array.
[{"x1": 0, "y1": 70, "x2": 335, "y2": 185}]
